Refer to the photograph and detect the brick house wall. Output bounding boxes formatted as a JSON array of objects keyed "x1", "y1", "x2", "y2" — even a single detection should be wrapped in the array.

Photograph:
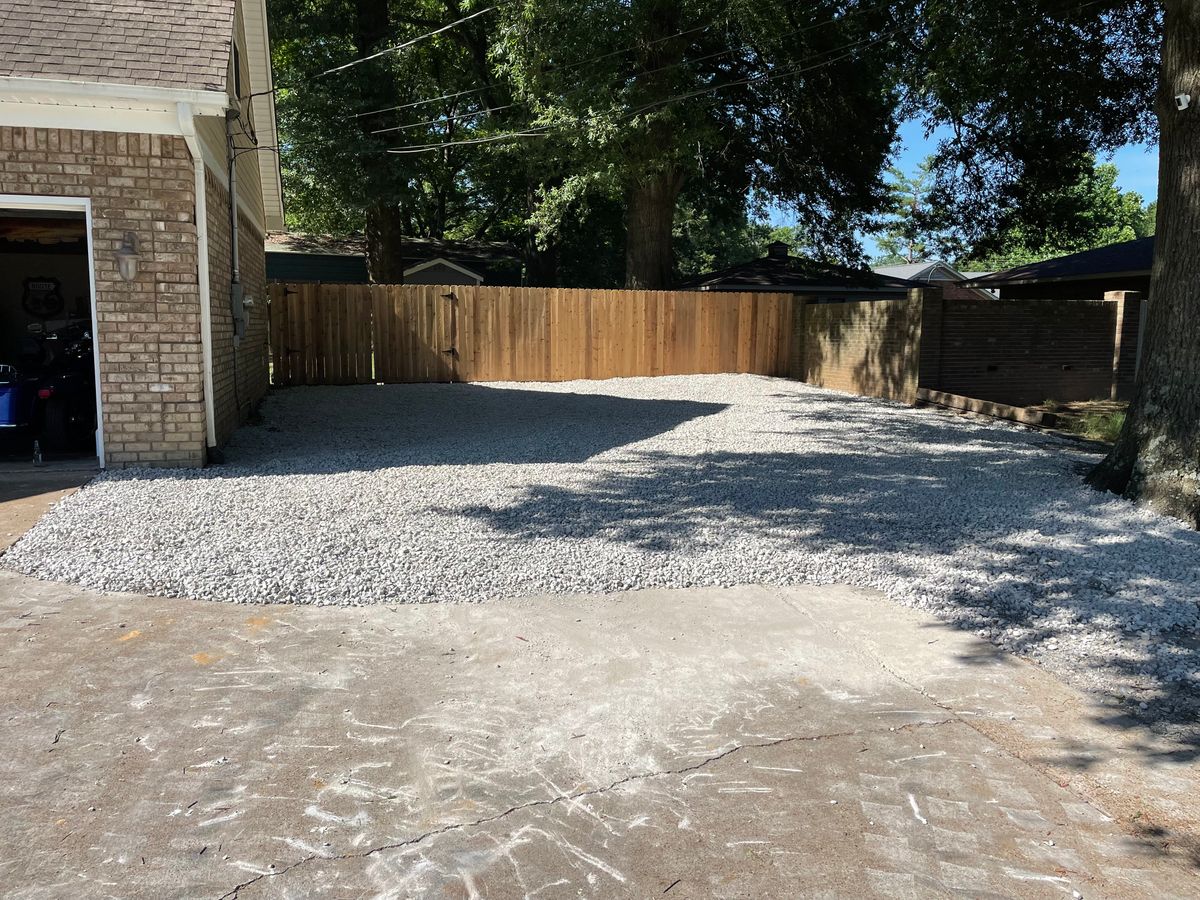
[
  {"x1": 0, "y1": 127, "x2": 207, "y2": 467},
  {"x1": 205, "y1": 170, "x2": 269, "y2": 445}
]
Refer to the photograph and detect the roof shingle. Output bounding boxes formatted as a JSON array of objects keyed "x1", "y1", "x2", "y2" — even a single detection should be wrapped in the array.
[
  {"x1": 0, "y1": 0, "x2": 237, "y2": 92},
  {"x1": 966, "y1": 237, "x2": 1155, "y2": 287}
]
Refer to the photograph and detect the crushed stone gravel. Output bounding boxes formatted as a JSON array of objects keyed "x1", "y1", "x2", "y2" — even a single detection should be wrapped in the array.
[{"x1": 4, "y1": 375, "x2": 1198, "y2": 729}]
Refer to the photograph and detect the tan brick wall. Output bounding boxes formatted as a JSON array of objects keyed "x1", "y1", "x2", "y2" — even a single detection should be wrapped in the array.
[
  {"x1": 205, "y1": 170, "x2": 269, "y2": 445},
  {"x1": 791, "y1": 295, "x2": 925, "y2": 404},
  {"x1": 0, "y1": 127, "x2": 206, "y2": 467}
]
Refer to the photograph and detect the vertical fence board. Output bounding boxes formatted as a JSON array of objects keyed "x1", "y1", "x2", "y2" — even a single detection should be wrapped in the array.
[{"x1": 269, "y1": 283, "x2": 796, "y2": 386}]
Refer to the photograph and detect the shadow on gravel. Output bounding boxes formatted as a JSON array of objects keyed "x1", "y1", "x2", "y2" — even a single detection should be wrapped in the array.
[
  {"x1": 212, "y1": 384, "x2": 729, "y2": 472},
  {"x1": 458, "y1": 393, "x2": 1200, "y2": 758}
]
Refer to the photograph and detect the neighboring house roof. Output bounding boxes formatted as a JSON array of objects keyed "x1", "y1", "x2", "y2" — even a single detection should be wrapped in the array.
[
  {"x1": 264, "y1": 232, "x2": 524, "y2": 285},
  {"x1": 874, "y1": 260, "x2": 998, "y2": 300},
  {"x1": 964, "y1": 237, "x2": 1155, "y2": 287},
  {"x1": 872, "y1": 260, "x2": 978, "y2": 283},
  {"x1": 0, "y1": 0, "x2": 237, "y2": 91},
  {"x1": 403, "y1": 257, "x2": 484, "y2": 283},
  {"x1": 681, "y1": 243, "x2": 913, "y2": 296}
]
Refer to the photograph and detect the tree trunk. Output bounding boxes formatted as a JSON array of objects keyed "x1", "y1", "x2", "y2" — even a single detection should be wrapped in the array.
[
  {"x1": 525, "y1": 235, "x2": 559, "y2": 286},
  {"x1": 625, "y1": 171, "x2": 683, "y2": 289},
  {"x1": 353, "y1": 0, "x2": 405, "y2": 283},
  {"x1": 1088, "y1": 0, "x2": 1200, "y2": 527},
  {"x1": 365, "y1": 202, "x2": 408, "y2": 283}
]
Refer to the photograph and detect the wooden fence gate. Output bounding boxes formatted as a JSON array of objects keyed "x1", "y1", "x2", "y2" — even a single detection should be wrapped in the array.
[{"x1": 268, "y1": 283, "x2": 795, "y2": 386}]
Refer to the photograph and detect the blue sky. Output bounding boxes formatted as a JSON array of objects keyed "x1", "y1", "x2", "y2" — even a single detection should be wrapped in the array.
[
  {"x1": 771, "y1": 119, "x2": 1160, "y2": 259},
  {"x1": 889, "y1": 120, "x2": 1160, "y2": 200}
]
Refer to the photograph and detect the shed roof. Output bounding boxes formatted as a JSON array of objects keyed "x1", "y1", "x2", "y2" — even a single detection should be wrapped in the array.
[
  {"x1": 965, "y1": 237, "x2": 1155, "y2": 288},
  {"x1": 681, "y1": 254, "x2": 914, "y2": 295},
  {"x1": 265, "y1": 232, "x2": 524, "y2": 285},
  {"x1": 0, "y1": 0, "x2": 237, "y2": 92}
]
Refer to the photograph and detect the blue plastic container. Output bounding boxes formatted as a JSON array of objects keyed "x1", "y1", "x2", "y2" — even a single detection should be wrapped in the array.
[{"x1": 0, "y1": 365, "x2": 35, "y2": 428}]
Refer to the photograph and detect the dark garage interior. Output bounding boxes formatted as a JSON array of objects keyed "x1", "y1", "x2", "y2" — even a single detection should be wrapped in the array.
[{"x1": 0, "y1": 209, "x2": 98, "y2": 462}]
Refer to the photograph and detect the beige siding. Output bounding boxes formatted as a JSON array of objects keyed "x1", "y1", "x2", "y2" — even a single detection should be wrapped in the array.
[
  {"x1": 193, "y1": 0, "x2": 266, "y2": 235},
  {"x1": 242, "y1": 0, "x2": 284, "y2": 229}
]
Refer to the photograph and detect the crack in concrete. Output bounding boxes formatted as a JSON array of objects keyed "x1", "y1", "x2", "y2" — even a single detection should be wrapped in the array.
[{"x1": 216, "y1": 717, "x2": 953, "y2": 898}]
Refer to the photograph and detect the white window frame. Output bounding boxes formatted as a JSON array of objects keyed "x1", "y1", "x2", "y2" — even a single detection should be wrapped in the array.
[{"x1": 0, "y1": 194, "x2": 105, "y2": 468}]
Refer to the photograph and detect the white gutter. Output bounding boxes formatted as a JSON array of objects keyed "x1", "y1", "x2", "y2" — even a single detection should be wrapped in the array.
[
  {"x1": 0, "y1": 76, "x2": 228, "y2": 114},
  {"x1": 177, "y1": 102, "x2": 219, "y2": 450}
]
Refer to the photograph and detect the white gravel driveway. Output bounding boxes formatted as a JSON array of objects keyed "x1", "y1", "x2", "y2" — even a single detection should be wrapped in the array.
[{"x1": 5, "y1": 375, "x2": 1199, "y2": 733}]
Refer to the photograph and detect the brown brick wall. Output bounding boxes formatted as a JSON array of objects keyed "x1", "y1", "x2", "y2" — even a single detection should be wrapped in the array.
[
  {"x1": 205, "y1": 170, "x2": 269, "y2": 445},
  {"x1": 927, "y1": 296, "x2": 1120, "y2": 407},
  {"x1": 0, "y1": 127, "x2": 206, "y2": 467},
  {"x1": 790, "y1": 295, "x2": 925, "y2": 404}
]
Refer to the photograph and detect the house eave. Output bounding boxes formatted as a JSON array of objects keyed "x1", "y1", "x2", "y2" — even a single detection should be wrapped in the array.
[
  {"x1": 0, "y1": 76, "x2": 229, "y2": 115},
  {"x1": 964, "y1": 268, "x2": 1152, "y2": 289}
]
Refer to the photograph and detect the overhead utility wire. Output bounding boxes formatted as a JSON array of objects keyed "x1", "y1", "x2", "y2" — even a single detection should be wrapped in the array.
[
  {"x1": 245, "y1": 27, "x2": 896, "y2": 159},
  {"x1": 366, "y1": 1, "x2": 899, "y2": 137},
  {"x1": 384, "y1": 30, "x2": 897, "y2": 155},
  {"x1": 318, "y1": 5, "x2": 500, "y2": 77},
  {"x1": 351, "y1": 20, "x2": 714, "y2": 120}
]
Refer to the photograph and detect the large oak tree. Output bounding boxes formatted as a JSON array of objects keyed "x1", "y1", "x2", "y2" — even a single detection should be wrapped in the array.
[
  {"x1": 903, "y1": 0, "x2": 1198, "y2": 524},
  {"x1": 1087, "y1": 0, "x2": 1199, "y2": 524},
  {"x1": 497, "y1": 0, "x2": 902, "y2": 288}
]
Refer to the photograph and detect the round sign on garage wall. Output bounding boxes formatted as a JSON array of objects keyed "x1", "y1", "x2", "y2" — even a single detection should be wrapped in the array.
[{"x1": 22, "y1": 276, "x2": 64, "y2": 318}]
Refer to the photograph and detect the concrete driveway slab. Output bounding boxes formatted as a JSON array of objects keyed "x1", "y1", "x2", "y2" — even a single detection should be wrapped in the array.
[
  {"x1": 0, "y1": 572, "x2": 1195, "y2": 898},
  {"x1": 0, "y1": 462, "x2": 95, "y2": 552}
]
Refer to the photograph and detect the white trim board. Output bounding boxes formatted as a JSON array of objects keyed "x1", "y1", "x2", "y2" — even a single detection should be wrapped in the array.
[
  {"x1": 0, "y1": 78, "x2": 227, "y2": 138},
  {"x1": 178, "y1": 113, "x2": 219, "y2": 450},
  {"x1": 0, "y1": 76, "x2": 227, "y2": 112},
  {"x1": 0, "y1": 194, "x2": 105, "y2": 468}
]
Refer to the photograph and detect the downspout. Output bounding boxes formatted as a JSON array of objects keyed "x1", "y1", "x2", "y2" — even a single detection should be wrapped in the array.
[
  {"x1": 177, "y1": 102, "x2": 219, "y2": 451},
  {"x1": 225, "y1": 106, "x2": 243, "y2": 331},
  {"x1": 225, "y1": 106, "x2": 245, "y2": 425},
  {"x1": 225, "y1": 108, "x2": 242, "y2": 298}
]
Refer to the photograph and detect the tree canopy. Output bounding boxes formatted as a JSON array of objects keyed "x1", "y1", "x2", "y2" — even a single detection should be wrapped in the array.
[{"x1": 872, "y1": 155, "x2": 1156, "y2": 270}]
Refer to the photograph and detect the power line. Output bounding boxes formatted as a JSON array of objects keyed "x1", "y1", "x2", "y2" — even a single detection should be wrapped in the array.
[
  {"x1": 380, "y1": 30, "x2": 897, "y2": 155},
  {"x1": 370, "y1": 104, "x2": 517, "y2": 136},
  {"x1": 256, "y1": 25, "x2": 895, "y2": 159},
  {"x1": 350, "y1": 1, "x2": 894, "y2": 123},
  {"x1": 361, "y1": 1, "x2": 897, "y2": 142},
  {"x1": 318, "y1": 5, "x2": 500, "y2": 78},
  {"x1": 387, "y1": 131, "x2": 551, "y2": 154},
  {"x1": 350, "y1": 20, "x2": 715, "y2": 120}
]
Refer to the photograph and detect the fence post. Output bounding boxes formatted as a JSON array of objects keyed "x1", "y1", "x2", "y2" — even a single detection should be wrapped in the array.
[
  {"x1": 788, "y1": 295, "x2": 812, "y2": 380},
  {"x1": 1105, "y1": 290, "x2": 1144, "y2": 401},
  {"x1": 915, "y1": 286, "x2": 944, "y2": 393}
]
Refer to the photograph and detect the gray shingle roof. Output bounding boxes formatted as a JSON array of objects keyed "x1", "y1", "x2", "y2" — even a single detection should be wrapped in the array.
[
  {"x1": 965, "y1": 237, "x2": 1154, "y2": 287},
  {"x1": 0, "y1": 0, "x2": 237, "y2": 92},
  {"x1": 680, "y1": 253, "x2": 914, "y2": 295}
]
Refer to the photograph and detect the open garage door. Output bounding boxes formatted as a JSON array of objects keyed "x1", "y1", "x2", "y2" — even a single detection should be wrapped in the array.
[{"x1": 0, "y1": 205, "x2": 101, "y2": 466}]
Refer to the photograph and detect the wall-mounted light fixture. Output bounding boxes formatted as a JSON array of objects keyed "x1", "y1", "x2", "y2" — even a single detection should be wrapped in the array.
[{"x1": 116, "y1": 232, "x2": 141, "y2": 282}]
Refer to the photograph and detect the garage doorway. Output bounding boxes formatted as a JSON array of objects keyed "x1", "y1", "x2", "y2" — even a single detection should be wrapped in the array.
[{"x1": 0, "y1": 198, "x2": 103, "y2": 467}]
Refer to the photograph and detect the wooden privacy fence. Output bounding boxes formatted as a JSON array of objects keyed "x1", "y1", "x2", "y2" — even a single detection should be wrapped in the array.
[{"x1": 269, "y1": 283, "x2": 794, "y2": 386}]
